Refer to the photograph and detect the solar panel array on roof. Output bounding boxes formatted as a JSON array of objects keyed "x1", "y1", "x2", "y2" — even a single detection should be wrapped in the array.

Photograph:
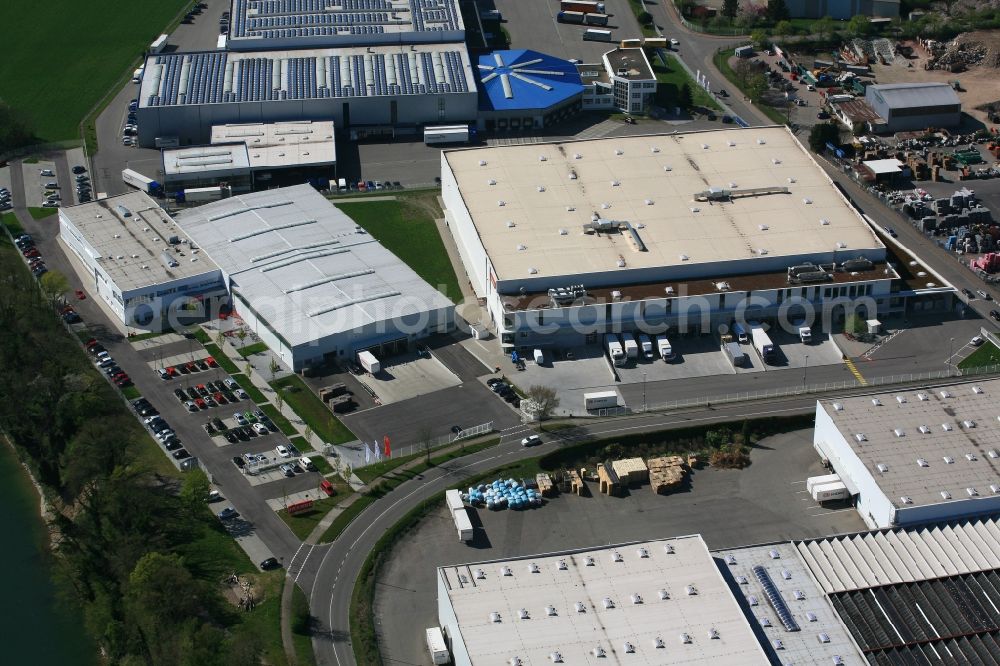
[
  {"x1": 229, "y1": 0, "x2": 460, "y2": 40},
  {"x1": 143, "y1": 49, "x2": 469, "y2": 107},
  {"x1": 830, "y1": 573, "x2": 1000, "y2": 665}
]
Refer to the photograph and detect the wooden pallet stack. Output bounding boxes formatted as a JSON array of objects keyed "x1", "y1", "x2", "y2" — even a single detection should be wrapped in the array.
[{"x1": 647, "y1": 455, "x2": 688, "y2": 494}]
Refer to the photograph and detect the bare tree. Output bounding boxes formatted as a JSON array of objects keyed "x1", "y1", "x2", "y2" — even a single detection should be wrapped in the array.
[
  {"x1": 527, "y1": 385, "x2": 560, "y2": 420},
  {"x1": 420, "y1": 427, "x2": 434, "y2": 464},
  {"x1": 235, "y1": 327, "x2": 248, "y2": 348},
  {"x1": 303, "y1": 425, "x2": 313, "y2": 447},
  {"x1": 268, "y1": 357, "x2": 280, "y2": 381},
  {"x1": 275, "y1": 390, "x2": 284, "y2": 414},
  {"x1": 244, "y1": 361, "x2": 253, "y2": 380}
]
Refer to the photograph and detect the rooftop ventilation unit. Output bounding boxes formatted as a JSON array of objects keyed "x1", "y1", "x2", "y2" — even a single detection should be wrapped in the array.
[
  {"x1": 819, "y1": 633, "x2": 831, "y2": 644},
  {"x1": 973, "y1": 386, "x2": 984, "y2": 394},
  {"x1": 664, "y1": 165, "x2": 672, "y2": 171},
  {"x1": 630, "y1": 594, "x2": 643, "y2": 605},
  {"x1": 940, "y1": 390, "x2": 952, "y2": 398},
  {"x1": 917, "y1": 458, "x2": 929, "y2": 467},
  {"x1": 968, "y1": 487, "x2": 979, "y2": 496},
  {"x1": 685, "y1": 585, "x2": 697, "y2": 596},
  {"x1": 943, "y1": 455, "x2": 954, "y2": 464},
  {"x1": 475, "y1": 568, "x2": 485, "y2": 579},
  {"x1": 653, "y1": 637, "x2": 665, "y2": 648},
  {"x1": 872, "y1": 398, "x2": 882, "y2": 406},
  {"x1": 964, "y1": 420, "x2": 977, "y2": 429},
  {"x1": 761, "y1": 617, "x2": 772, "y2": 627},
  {"x1": 680, "y1": 633, "x2": 692, "y2": 644},
  {"x1": 715, "y1": 281, "x2": 731, "y2": 291},
  {"x1": 793, "y1": 590, "x2": 805, "y2": 600},
  {"x1": 855, "y1": 433, "x2": 867, "y2": 442},
  {"x1": 116, "y1": 205, "x2": 133, "y2": 217},
  {"x1": 769, "y1": 549, "x2": 781, "y2": 559},
  {"x1": 893, "y1": 429, "x2": 904, "y2": 438},
  {"x1": 637, "y1": 547, "x2": 649, "y2": 558},
  {"x1": 708, "y1": 628, "x2": 720, "y2": 639},
  {"x1": 557, "y1": 560, "x2": 568, "y2": 570},
  {"x1": 488, "y1": 179, "x2": 496, "y2": 185},
  {"x1": 659, "y1": 589, "x2": 669, "y2": 600},
  {"x1": 528, "y1": 563, "x2": 540, "y2": 573},
  {"x1": 545, "y1": 606, "x2": 557, "y2": 617},
  {"x1": 782, "y1": 569, "x2": 792, "y2": 580},
  {"x1": 803, "y1": 198, "x2": 812, "y2": 204},
  {"x1": 575, "y1": 602, "x2": 586, "y2": 613},
  {"x1": 592, "y1": 646, "x2": 606, "y2": 657},
  {"x1": 664, "y1": 544, "x2": 675, "y2": 554},
  {"x1": 877, "y1": 463, "x2": 889, "y2": 473},
  {"x1": 490, "y1": 612, "x2": 502, "y2": 623},
  {"x1": 941, "y1": 490, "x2": 952, "y2": 500},
  {"x1": 990, "y1": 449, "x2": 1000, "y2": 459},
  {"x1": 942, "y1": 423, "x2": 953, "y2": 432},
  {"x1": 992, "y1": 485, "x2": 1000, "y2": 494},
  {"x1": 518, "y1": 609, "x2": 529, "y2": 620},
  {"x1": 510, "y1": 658, "x2": 523, "y2": 666},
  {"x1": 500, "y1": 566, "x2": 512, "y2": 576},
  {"x1": 479, "y1": 160, "x2": 487, "y2": 166},
  {"x1": 820, "y1": 218, "x2": 830, "y2": 225},
  {"x1": 602, "y1": 597, "x2": 615, "y2": 609},
  {"x1": 160, "y1": 251, "x2": 179, "y2": 268},
  {"x1": 574, "y1": 153, "x2": 582, "y2": 159},
  {"x1": 896, "y1": 395, "x2": 907, "y2": 403},
  {"x1": 736, "y1": 576, "x2": 748, "y2": 585},
  {"x1": 748, "y1": 595, "x2": 759, "y2": 606},
  {"x1": 773, "y1": 640, "x2": 784, "y2": 650},
  {"x1": 832, "y1": 402, "x2": 843, "y2": 411},
  {"x1": 585, "y1": 556, "x2": 595, "y2": 566},
  {"x1": 901, "y1": 496, "x2": 913, "y2": 504},
  {"x1": 549, "y1": 652, "x2": 562, "y2": 663},
  {"x1": 757, "y1": 138, "x2": 766, "y2": 145},
  {"x1": 611, "y1": 551, "x2": 623, "y2": 562},
  {"x1": 725, "y1": 554, "x2": 737, "y2": 565}
]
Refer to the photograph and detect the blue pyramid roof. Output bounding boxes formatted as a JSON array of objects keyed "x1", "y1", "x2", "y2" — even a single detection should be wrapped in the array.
[{"x1": 477, "y1": 49, "x2": 583, "y2": 113}]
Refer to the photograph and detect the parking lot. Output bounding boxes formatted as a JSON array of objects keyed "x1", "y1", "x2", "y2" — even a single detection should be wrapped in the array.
[{"x1": 372, "y1": 428, "x2": 865, "y2": 664}]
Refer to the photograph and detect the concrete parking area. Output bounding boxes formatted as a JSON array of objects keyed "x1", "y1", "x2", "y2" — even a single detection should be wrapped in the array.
[
  {"x1": 21, "y1": 159, "x2": 62, "y2": 208},
  {"x1": 355, "y1": 352, "x2": 462, "y2": 405},
  {"x1": 766, "y1": 330, "x2": 844, "y2": 370},
  {"x1": 372, "y1": 428, "x2": 865, "y2": 664}
]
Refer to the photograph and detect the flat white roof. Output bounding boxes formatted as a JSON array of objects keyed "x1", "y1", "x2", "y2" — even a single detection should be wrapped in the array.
[
  {"x1": 819, "y1": 379, "x2": 1000, "y2": 510},
  {"x1": 162, "y1": 143, "x2": 252, "y2": 177},
  {"x1": 174, "y1": 184, "x2": 453, "y2": 348},
  {"x1": 59, "y1": 191, "x2": 219, "y2": 291},
  {"x1": 443, "y1": 126, "x2": 882, "y2": 283},
  {"x1": 438, "y1": 536, "x2": 768, "y2": 665},
  {"x1": 210, "y1": 120, "x2": 336, "y2": 169},
  {"x1": 714, "y1": 542, "x2": 864, "y2": 662},
  {"x1": 863, "y1": 158, "x2": 903, "y2": 175}
]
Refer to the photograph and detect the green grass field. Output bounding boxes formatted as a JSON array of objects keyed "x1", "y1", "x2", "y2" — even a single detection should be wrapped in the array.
[
  {"x1": 1, "y1": 212, "x2": 24, "y2": 238},
  {"x1": 271, "y1": 375, "x2": 355, "y2": 445},
  {"x1": 336, "y1": 193, "x2": 463, "y2": 302},
  {"x1": 27, "y1": 207, "x2": 58, "y2": 220},
  {"x1": 276, "y1": 488, "x2": 352, "y2": 540},
  {"x1": 653, "y1": 52, "x2": 722, "y2": 112},
  {"x1": 0, "y1": 1, "x2": 189, "y2": 143},
  {"x1": 958, "y1": 341, "x2": 1000, "y2": 370},
  {"x1": 204, "y1": 343, "x2": 240, "y2": 374},
  {"x1": 237, "y1": 341, "x2": 269, "y2": 357}
]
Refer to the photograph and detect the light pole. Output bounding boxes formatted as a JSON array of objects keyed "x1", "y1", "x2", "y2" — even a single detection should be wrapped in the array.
[
  {"x1": 802, "y1": 354, "x2": 809, "y2": 386},
  {"x1": 643, "y1": 372, "x2": 647, "y2": 412},
  {"x1": 948, "y1": 337, "x2": 955, "y2": 376}
]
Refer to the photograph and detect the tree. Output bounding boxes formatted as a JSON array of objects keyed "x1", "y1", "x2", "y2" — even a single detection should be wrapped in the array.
[
  {"x1": 774, "y1": 20, "x2": 793, "y2": 36},
  {"x1": 844, "y1": 313, "x2": 867, "y2": 335},
  {"x1": 679, "y1": 83, "x2": 694, "y2": 110},
  {"x1": 215, "y1": 328, "x2": 225, "y2": 347},
  {"x1": 244, "y1": 361, "x2": 253, "y2": 379},
  {"x1": 721, "y1": 0, "x2": 739, "y2": 19},
  {"x1": 235, "y1": 327, "x2": 247, "y2": 348},
  {"x1": 526, "y1": 385, "x2": 560, "y2": 420},
  {"x1": 268, "y1": 357, "x2": 280, "y2": 381},
  {"x1": 749, "y1": 29, "x2": 769, "y2": 48},
  {"x1": 814, "y1": 15, "x2": 835, "y2": 40},
  {"x1": 937, "y1": 0, "x2": 960, "y2": 16},
  {"x1": 420, "y1": 427, "x2": 434, "y2": 464},
  {"x1": 274, "y1": 390, "x2": 283, "y2": 414},
  {"x1": 765, "y1": 0, "x2": 789, "y2": 23},
  {"x1": 637, "y1": 10, "x2": 652, "y2": 25},
  {"x1": 808, "y1": 122, "x2": 840, "y2": 153},
  {"x1": 179, "y1": 468, "x2": 210, "y2": 513},
  {"x1": 39, "y1": 270, "x2": 69, "y2": 306},
  {"x1": 303, "y1": 425, "x2": 313, "y2": 447},
  {"x1": 847, "y1": 14, "x2": 871, "y2": 37},
  {"x1": 733, "y1": 58, "x2": 755, "y2": 88},
  {"x1": 746, "y1": 73, "x2": 768, "y2": 102}
]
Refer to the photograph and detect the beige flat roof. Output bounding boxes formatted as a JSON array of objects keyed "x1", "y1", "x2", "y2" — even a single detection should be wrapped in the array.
[
  {"x1": 59, "y1": 191, "x2": 219, "y2": 291},
  {"x1": 438, "y1": 536, "x2": 767, "y2": 665},
  {"x1": 210, "y1": 121, "x2": 336, "y2": 169},
  {"x1": 444, "y1": 126, "x2": 882, "y2": 282}
]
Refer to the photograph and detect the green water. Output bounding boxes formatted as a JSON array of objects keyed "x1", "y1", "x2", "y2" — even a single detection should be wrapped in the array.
[{"x1": 0, "y1": 445, "x2": 96, "y2": 665}]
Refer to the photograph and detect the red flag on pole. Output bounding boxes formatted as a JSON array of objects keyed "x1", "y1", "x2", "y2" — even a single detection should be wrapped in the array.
[{"x1": 383, "y1": 435, "x2": 391, "y2": 459}]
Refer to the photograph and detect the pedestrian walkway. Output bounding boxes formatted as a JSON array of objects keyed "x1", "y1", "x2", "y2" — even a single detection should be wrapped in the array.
[{"x1": 129, "y1": 332, "x2": 187, "y2": 351}]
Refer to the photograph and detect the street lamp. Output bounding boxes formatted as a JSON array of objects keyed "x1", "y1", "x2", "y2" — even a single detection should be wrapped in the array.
[
  {"x1": 643, "y1": 372, "x2": 647, "y2": 413},
  {"x1": 948, "y1": 337, "x2": 955, "y2": 376},
  {"x1": 802, "y1": 354, "x2": 809, "y2": 386}
]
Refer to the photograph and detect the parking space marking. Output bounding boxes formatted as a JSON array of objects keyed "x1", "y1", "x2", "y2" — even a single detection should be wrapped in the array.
[{"x1": 843, "y1": 357, "x2": 868, "y2": 385}]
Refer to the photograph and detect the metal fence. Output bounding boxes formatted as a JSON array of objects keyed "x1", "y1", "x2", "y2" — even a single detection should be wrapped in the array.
[
  {"x1": 354, "y1": 421, "x2": 494, "y2": 467},
  {"x1": 592, "y1": 364, "x2": 1000, "y2": 417}
]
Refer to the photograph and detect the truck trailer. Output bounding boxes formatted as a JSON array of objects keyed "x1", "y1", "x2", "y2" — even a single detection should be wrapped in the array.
[
  {"x1": 453, "y1": 507, "x2": 474, "y2": 541},
  {"x1": 426, "y1": 627, "x2": 450, "y2": 665},
  {"x1": 750, "y1": 325, "x2": 776, "y2": 364},
  {"x1": 584, "y1": 390, "x2": 619, "y2": 410},
  {"x1": 584, "y1": 13, "x2": 609, "y2": 25},
  {"x1": 811, "y1": 481, "x2": 849, "y2": 503},
  {"x1": 723, "y1": 341, "x2": 746, "y2": 367},
  {"x1": 583, "y1": 28, "x2": 612, "y2": 41},
  {"x1": 560, "y1": 0, "x2": 605, "y2": 12},
  {"x1": 122, "y1": 168, "x2": 161, "y2": 194},
  {"x1": 621, "y1": 332, "x2": 638, "y2": 359},
  {"x1": 179, "y1": 185, "x2": 227, "y2": 203},
  {"x1": 424, "y1": 125, "x2": 470, "y2": 145},
  {"x1": 557, "y1": 10, "x2": 585, "y2": 23},
  {"x1": 356, "y1": 350, "x2": 381, "y2": 374},
  {"x1": 605, "y1": 334, "x2": 625, "y2": 367},
  {"x1": 656, "y1": 335, "x2": 674, "y2": 361}
]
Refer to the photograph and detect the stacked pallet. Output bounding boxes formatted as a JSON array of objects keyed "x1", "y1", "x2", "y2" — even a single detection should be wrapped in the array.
[
  {"x1": 611, "y1": 457, "x2": 649, "y2": 487},
  {"x1": 647, "y1": 455, "x2": 688, "y2": 494},
  {"x1": 566, "y1": 469, "x2": 584, "y2": 496},
  {"x1": 535, "y1": 473, "x2": 555, "y2": 498}
]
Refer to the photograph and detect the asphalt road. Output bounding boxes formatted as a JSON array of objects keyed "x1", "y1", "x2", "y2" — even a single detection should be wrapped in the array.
[{"x1": 9, "y1": 158, "x2": 302, "y2": 567}]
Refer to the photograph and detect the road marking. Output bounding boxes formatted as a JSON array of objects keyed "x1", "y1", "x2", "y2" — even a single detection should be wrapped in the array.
[
  {"x1": 790, "y1": 480, "x2": 806, "y2": 485},
  {"x1": 843, "y1": 357, "x2": 868, "y2": 386},
  {"x1": 294, "y1": 544, "x2": 315, "y2": 584}
]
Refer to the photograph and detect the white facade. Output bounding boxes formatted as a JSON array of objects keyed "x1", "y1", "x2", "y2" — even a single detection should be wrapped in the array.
[
  {"x1": 603, "y1": 48, "x2": 656, "y2": 114},
  {"x1": 58, "y1": 192, "x2": 226, "y2": 329},
  {"x1": 814, "y1": 381, "x2": 1000, "y2": 529}
]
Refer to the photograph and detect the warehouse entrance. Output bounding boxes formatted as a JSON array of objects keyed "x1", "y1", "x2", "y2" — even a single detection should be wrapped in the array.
[{"x1": 358, "y1": 336, "x2": 409, "y2": 359}]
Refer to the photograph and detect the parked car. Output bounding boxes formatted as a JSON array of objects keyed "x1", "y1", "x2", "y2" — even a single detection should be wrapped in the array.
[
  {"x1": 158, "y1": 368, "x2": 172, "y2": 380},
  {"x1": 971, "y1": 336, "x2": 985, "y2": 347},
  {"x1": 211, "y1": 416, "x2": 226, "y2": 431},
  {"x1": 990, "y1": 309, "x2": 1000, "y2": 322},
  {"x1": 217, "y1": 507, "x2": 238, "y2": 520},
  {"x1": 224, "y1": 377, "x2": 239, "y2": 390},
  {"x1": 521, "y1": 435, "x2": 542, "y2": 447},
  {"x1": 185, "y1": 401, "x2": 198, "y2": 413},
  {"x1": 225, "y1": 431, "x2": 239, "y2": 444},
  {"x1": 978, "y1": 290, "x2": 992, "y2": 301},
  {"x1": 252, "y1": 422, "x2": 269, "y2": 436},
  {"x1": 260, "y1": 557, "x2": 281, "y2": 570},
  {"x1": 232, "y1": 456, "x2": 245, "y2": 468},
  {"x1": 72, "y1": 165, "x2": 87, "y2": 174},
  {"x1": 234, "y1": 412, "x2": 248, "y2": 425},
  {"x1": 74, "y1": 289, "x2": 86, "y2": 300},
  {"x1": 275, "y1": 444, "x2": 290, "y2": 458},
  {"x1": 279, "y1": 464, "x2": 296, "y2": 477}
]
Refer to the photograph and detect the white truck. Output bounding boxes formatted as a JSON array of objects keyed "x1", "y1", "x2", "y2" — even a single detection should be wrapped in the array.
[
  {"x1": 356, "y1": 350, "x2": 381, "y2": 374},
  {"x1": 638, "y1": 334, "x2": 654, "y2": 360},
  {"x1": 750, "y1": 325, "x2": 776, "y2": 364},
  {"x1": 426, "y1": 627, "x2": 450, "y2": 665},
  {"x1": 122, "y1": 168, "x2": 161, "y2": 194},
  {"x1": 132, "y1": 66, "x2": 144, "y2": 83},
  {"x1": 583, "y1": 28, "x2": 613, "y2": 41},
  {"x1": 812, "y1": 481, "x2": 849, "y2": 503},
  {"x1": 150, "y1": 34, "x2": 168, "y2": 54},
  {"x1": 584, "y1": 391, "x2": 619, "y2": 410},
  {"x1": 446, "y1": 490, "x2": 474, "y2": 541},
  {"x1": 181, "y1": 185, "x2": 227, "y2": 203},
  {"x1": 806, "y1": 474, "x2": 841, "y2": 494},
  {"x1": 621, "y1": 332, "x2": 638, "y2": 360},
  {"x1": 798, "y1": 326, "x2": 812, "y2": 343},
  {"x1": 604, "y1": 334, "x2": 625, "y2": 367},
  {"x1": 533, "y1": 348, "x2": 545, "y2": 366},
  {"x1": 656, "y1": 335, "x2": 674, "y2": 361},
  {"x1": 424, "y1": 125, "x2": 470, "y2": 145}
]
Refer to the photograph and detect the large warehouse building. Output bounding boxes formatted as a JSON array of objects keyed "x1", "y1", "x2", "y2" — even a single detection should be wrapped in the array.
[
  {"x1": 865, "y1": 82, "x2": 961, "y2": 133},
  {"x1": 225, "y1": 0, "x2": 465, "y2": 51},
  {"x1": 174, "y1": 184, "x2": 455, "y2": 370},
  {"x1": 161, "y1": 120, "x2": 338, "y2": 191},
  {"x1": 475, "y1": 50, "x2": 583, "y2": 132},
  {"x1": 441, "y1": 126, "x2": 896, "y2": 350},
  {"x1": 437, "y1": 536, "x2": 769, "y2": 665},
  {"x1": 59, "y1": 191, "x2": 227, "y2": 328},
  {"x1": 814, "y1": 379, "x2": 1000, "y2": 529},
  {"x1": 135, "y1": 45, "x2": 477, "y2": 147}
]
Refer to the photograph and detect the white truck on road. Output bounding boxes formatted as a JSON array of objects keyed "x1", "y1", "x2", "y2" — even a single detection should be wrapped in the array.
[
  {"x1": 656, "y1": 335, "x2": 674, "y2": 361},
  {"x1": 621, "y1": 333, "x2": 638, "y2": 360},
  {"x1": 638, "y1": 334, "x2": 654, "y2": 360},
  {"x1": 605, "y1": 334, "x2": 625, "y2": 367}
]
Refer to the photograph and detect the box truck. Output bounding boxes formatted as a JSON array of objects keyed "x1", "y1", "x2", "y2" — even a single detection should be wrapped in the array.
[
  {"x1": 811, "y1": 481, "x2": 849, "y2": 503},
  {"x1": 584, "y1": 13, "x2": 609, "y2": 25},
  {"x1": 132, "y1": 66, "x2": 144, "y2": 83},
  {"x1": 557, "y1": 10, "x2": 585, "y2": 23},
  {"x1": 533, "y1": 349, "x2": 545, "y2": 366},
  {"x1": 453, "y1": 507, "x2": 474, "y2": 541},
  {"x1": 806, "y1": 474, "x2": 841, "y2": 494},
  {"x1": 750, "y1": 325, "x2": 776, "y2": 364},
  {"x1": 605, "y1": 334, "x2": 625, "y2": 367},
  {"x1": 638, "y1": 334, "x2": 654, "y2": 360},
  {"x1": 583, "y1": 28, "x2": 613, "y2": 41},
  {"x1": 122, "y1": 168, "x2": 161, "y2": 194},
  {"x1": 584, "y1": 391, "x2": 619, "y2": 410},
  {"x1": 656, "y1": 335, "x2": 674, "y2": 361},
  {"x1": 621, "y1": 333, "x2": 638, "y2": 359},
  {"x1": 798, "y1": 326, "x2": 812, "y2": 343},
  {"x1": 424, "y1": 125, "x2": 470, "y2": 145},
  {"x1": 723, "y1": 341, "x2": 746, "y2": 367},
  {"x1": 356, "y1": 350, "x2": 381, "y2": 374},
  {"x1": 426, "y1": 627, "x2": 450, "y2": 665},
  {"x1": 561, "y1": 0, "x2": 605, "y2": 12}
]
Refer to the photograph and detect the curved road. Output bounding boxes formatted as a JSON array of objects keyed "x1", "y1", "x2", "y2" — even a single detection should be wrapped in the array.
[{"x1": 303, "y1": 383, "x2": 925, "y2": 665}]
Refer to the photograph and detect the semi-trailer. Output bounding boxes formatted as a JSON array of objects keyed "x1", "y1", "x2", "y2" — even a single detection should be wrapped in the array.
[
  {"x1": 584, "y1": 391, "x2": 619, "y2": 410},
  {"x1": 723, "y1": 341, "x2": 746, "y2": 367},
  {"x1": 583, "y1": 28, "x2": 612, "y2": 41},
  {"x1": 356, "y1": 350, "x2": 381, "y2": 374},
  {"x1": 750, "y1": 325, "x2": 776, "y2": 364},
  {"x1": 656, "y1": 335, "x2": 674, "y2": 361},
  {"x1": 560, "y1": 0, "x2": 605, "y2": 12},
  {"x1": 557, "y1": 10, "x2": 585, "y2": 23},
  {"x1": 122, "y1": 168, "x2": 161, "y2": 194},
  {"x1": 638, "y1": 334, "x2": 654, "y2": 360},
  {"x1": 621, "y1": 332, "x2": 638, "y2": 359},
  {"x1": 605, "y1": 333, "x2": 625, "y2": 366}
]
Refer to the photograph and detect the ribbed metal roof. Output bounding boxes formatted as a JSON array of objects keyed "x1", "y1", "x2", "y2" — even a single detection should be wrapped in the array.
[
  {"x1": 867, "y1": 82, "x2": 960, "y2": 110},
  {"x1": 796, "y1": 518, "x2": 1000, "y2": 594}
]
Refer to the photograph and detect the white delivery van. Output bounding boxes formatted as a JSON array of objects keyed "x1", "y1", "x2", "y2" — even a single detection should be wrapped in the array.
[
  {"x1": 656, "y1": 335, "x2": 674, "y2": 361},
  {"x1": 533, "y1": 348, "x2": 544, "y2": 365},
  {"x1": 620, "y1": 333, "x2": 638, "y2": 359}
]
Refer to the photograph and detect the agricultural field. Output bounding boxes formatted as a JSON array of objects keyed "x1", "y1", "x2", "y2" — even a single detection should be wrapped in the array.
[{"x1": 0, "y1": 1, "x2": 188, "y2": 143}]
